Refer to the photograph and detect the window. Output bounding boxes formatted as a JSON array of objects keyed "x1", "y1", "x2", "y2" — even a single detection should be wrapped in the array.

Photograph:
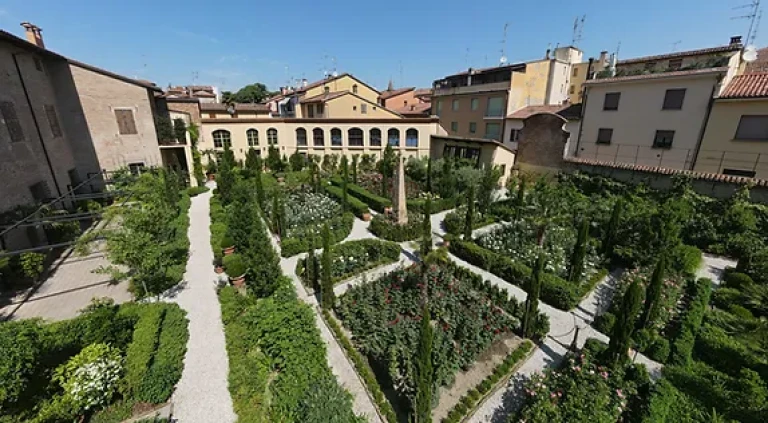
[
  {"x1": 361, "y1": 104, "x2": 367, "y2": 114},
  {"x1": 246, "y1": 128, "x2": 259, "y2": 146},
  {"x1": 499, "y1": 164, "x2": 506, "y2": 176},
  {"x1": 451, "y1": 121, "x2": 458, "y2": 133},
  {"x1": 44, "y1": 105, "x2": 62, "y2": 138},
  {"x1": 435, "y1": 100, "x2": 442, "y2": 116},
  {"x1": 29, "y1": 181, "x2": 51, "y2": 202},
  {"x1": 510, "y1": 129, "x2": 521, "y2": 142},
  {"x1": 212, "y1": 130, "x2": 231, "y2": 148},
  {"x1": 596, "y1": 128, "x2": 613, "y2": 144},
  {"x1": 331, "y1": 128, "x2": 342, "y2": 146},
  {"x1": 572, "y1": 67, "x2": 579, "y2": 77},
  {"x1": 662, "y1": 89, "x2": 686, "y2": 110},
  {"x1": 603, "y1": 92, "x2": 621, "y2": 111},
  {"x1": 128, "y1": 162, "x2": 146, "y2": 176},
  {"x1": 452, "y1": 99, "x2": 460, "y2": 111},
  {"x1": 0, "y1": 101, "x2": 24, "y2": 142},
  {"x1": 471, "y1": 98, "x2": 479, "y2": 111},
  {"x1": 370, "y1": 128, "x2": 382, "y2": 146},
  {"x1": 313, "y1": 128, "x2": 325, "y2": 146},
  {"x1": 68, "y1": 168, "x2": 81, "y2": 190},
  {"x1": 484, "y1": 122, "x2": 501, "y2": 140},
  {"x1": 735, "y1": 115, "x2": 768, "y2": 140},
  {"x1": 296, "y1": 128, "x2": 308, "y2": 146},
  {"x1": 469, "y1": 122, "x2": 477, "y2": 133},
  {"x1": 723, "y1": 168, "x2": 757, "y2": 178},
  {"x1": 486, "y1": 97, "x2": 505, "y2": 117},
  {"x1": 267, "y1": 128, "x2": 278, "y2": 145},
  {"x1": 668, "y1": 58, "x2": 683, "y2": 71},
  {"x1": 307, "y1": 104, "x2": 315, "y2": 118},
  {"x1": 406, "y1": 128, "x2": 418, "y2": 147},
  {"x1": 404, "y1": 100, "x2": 408, "y2": 107},
  {"x1": 652, "y1": 130, "x2": 675, "y2": 149},
  {"x1": 33, "y1": 57, "x2": 43, "y2": 72},
  {"x1": 115, "y1": 109, "x2": 138, "y2": 135},
  {"x1": 388, "y1": 128, "x2": 400, "y2": 146},
  {"x1": 443, "y1": 145, "x2": 481, "y2": 162},
  {"x1": 324, "y1": 86, "x2": 330, "y2": 94},
  {"x1": 569, "y1": 85, "x2": 576, "y2": 95},
  {"x1": 352, "y1": 84, "x2": 358, "y2": 94},
  {"x1": 353, "y1": 105, "x2": 357, "y2": 111},
  {"x1": 317, "y1": 103, "x2": 325, "y2": 115},
  {"x1": 348, "y1": 128, "x2": 363, "y2": 147}
]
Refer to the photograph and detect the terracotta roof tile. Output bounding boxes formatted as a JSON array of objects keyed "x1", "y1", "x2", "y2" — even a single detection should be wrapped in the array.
[
  {"x1": 618, "y1": 44, "x2": 741, "y2": 65},
  {"x1": 721, "y1": 73, "x2": 768, "y2": 98},
  {"x1": 564, "y1": 157, "x2": 768, "y2": 186},
  {"x1": 299, "y1": 91, "x2": 348, "y2": 104},
  {"x1": 393, "y1": 103, "x2": 431, "y2": 115},
  {"x1": 583, "y1": 67, "x2": 728, "y2": 85},
  {"x1": 745, "y1": 47, "x2": 768, "y2": 73},
  {"x1": 379, "y1": 87, "x2": 414, "y2": 100},
  {"x1": 199, "y1": 103, "x2": 269, "y2": 112},
  {"x1": 507, "y1": 103, "x2": 581, "y2": 120}
]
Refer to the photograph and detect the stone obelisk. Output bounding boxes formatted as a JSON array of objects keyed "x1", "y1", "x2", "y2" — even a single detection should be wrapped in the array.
[{"x1": 393, "y1": 156, "x2": 408, "y2": 224}]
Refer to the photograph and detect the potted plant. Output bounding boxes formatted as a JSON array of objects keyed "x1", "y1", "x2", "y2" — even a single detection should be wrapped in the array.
[
  {"x1": 221, "y1": 235, "x2": 235, "y2": 256},
  {"x1": 276, "y1": 172, "x2": 286, "y2": 184},
  {"x1": 223, "y1": 253, "x2": 247, "y2": 288},
  {"x1": 206, "y1": 160, "x2": 218, "y2": 181},
  {"x1": 362, "y1": 212, "x2": 372, "y2": 222},
  {"x1": 213, "y1": 257, "x2": 224, "y2": 274}
]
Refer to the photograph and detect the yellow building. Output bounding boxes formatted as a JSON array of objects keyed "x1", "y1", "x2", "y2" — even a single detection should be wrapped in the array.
[{"x1": 694, "y1": 73, "x2": 768, "y2": 178}]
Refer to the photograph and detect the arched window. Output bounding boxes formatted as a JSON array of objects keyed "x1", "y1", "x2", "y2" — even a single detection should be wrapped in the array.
[
  {"x1": 387, "y1": 128, "x2": 400, "y2": 146},
  {"x1": 246, "y1": 128, "x2": 259, "y2": 146},
  {"x1": 406, "y1": 128, "x2": 418, "y2": 147},
  {"x1": 370, "y1": 128, "x2": 382, "y2": 147},
  {"x1": 212, "y1": 130, "x2": 231, "y2": 148},
  {"x1": 352, "y1": 84, "x2": 358, "y2": 94},
  {"x1": 313, "y1": 128, "x2": 325, "y2": 146},
  {"x1": 331, "y1": 128, "x2": 342, "y2": 146},
  {"x1": 348, "y1": 128, "x2": 363, "y2": 147},
  {"x1": 296, "y1": 128, "x2": 307, "y2": 146},
  {"x1": 267, "y1": 128, "x2": 278, "y2": 145}
]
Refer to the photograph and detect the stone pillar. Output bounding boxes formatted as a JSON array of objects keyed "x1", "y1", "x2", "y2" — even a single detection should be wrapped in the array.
[{"x1": 393, "y1": 156, "x2": 408, "y2": 224}]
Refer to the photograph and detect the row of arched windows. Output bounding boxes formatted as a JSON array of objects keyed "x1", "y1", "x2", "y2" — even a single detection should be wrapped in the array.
[{"x1": 212, "y1": 127, "x2": 419, "y2": 149}]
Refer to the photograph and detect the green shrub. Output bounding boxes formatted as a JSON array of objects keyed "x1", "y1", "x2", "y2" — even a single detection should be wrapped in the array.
[
  {"x1": 295, "y1": 239, "x2": 401, "y2": 286},
  {"x1": 668, "y1": 278, "x2": 710, "y2": 365},
  {"x1": 220, "y1": 235, "x2": 235, "y2": 249},
  {"x1": 594, "y1": 311, "x2": 616, "y2": 334},
  {"x1": 280, "y1": 213, "x2": 355, "y2": 257},
  {"x1": 408, "y1": 196, "x2": 457, "y2": 213},
  {"x1": 186, "y1": 186, "x2": 209, "y2": 197},
  {"x1": 0, "y1": 320, "x2": 45, "y2": 411},
  {"x1": 330, "y1": 177, "x2": 391, "y2": 212},
  {"x1": 646, "y1": 336, "x2": 670, "y2": 363},
  {"x1": 324, "y1": 184, "x2": 370, "y2": 218},
  {"x1": 729, "y1": 304, "x2": 754, "y2": 319},
  {"x1": 136, "y1": 305, "x2": 188, "y2": 404},
  {"x1": 711, "y1": 287, "x2": 741, "y2": 310},
  {"x1": 670, "y1": 244, "x2": 703, "y2": 275},
  {"x1": 53, "y1": 343, "x2": 122, "y2": 414},
  {"x1": 443, "y1": 207, "x2": 493, "y2": 235},
  {"x1": 724, "y1": 271, "x2": 754, "y2": 290},
  {"x1": 694, "y1": 324, "x2": 768, "y2": 381},
  {"x1": 369, "y1": 215, "x2": 422, "y2": 242},
  {"x1": 123, "y1": 306, "x2": 164, "y2": 399},
  {"x1": 223, "y1": 253, "x2": 247, "y2": 277}
]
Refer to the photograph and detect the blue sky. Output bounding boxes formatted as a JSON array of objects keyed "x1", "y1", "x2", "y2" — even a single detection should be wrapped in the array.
[{"x1": 0, "y1": 0, "x2": 764, "y2": 92}]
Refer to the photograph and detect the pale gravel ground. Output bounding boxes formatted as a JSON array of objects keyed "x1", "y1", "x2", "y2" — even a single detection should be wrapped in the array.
[{"x1": 168, "y1": 187, "x2": 236, "y2": 423}]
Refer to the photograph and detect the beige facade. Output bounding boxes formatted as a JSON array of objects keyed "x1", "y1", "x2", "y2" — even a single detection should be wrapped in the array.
[
  {"x1": 435, "y1": 91, "x2": 508, "y2": 140},
  {"x1": 302, "y1": 74, "x2": 379, "y2": 103},
  {"x1": 429, "y1": 135, "x2": 516, "y2": 185},
  {"x1": 576, "y1": 69, "x2": 726, "y2": 170},
  {"x1": 300, "y1": 92, "x2": 400, "y2": 119},
  {"x1": 694, "y1": 98, "x2": 768, "y2": 178}
]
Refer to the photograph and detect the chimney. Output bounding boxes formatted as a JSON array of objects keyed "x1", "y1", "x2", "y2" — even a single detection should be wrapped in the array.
[
  {"x1": 545, "y1": 48, "x2": 551, "y2": 60},
  {"x1": 598, "y1": 51, "x2": 608, "y2": 66},
  {"x1": 280, "y1": 86, "x2": 288, "y2": 95},
  {"x1": 20, "y1": 22, "x2": 44, "y2": 48},
  {"x1": 730, "y1": 36, "x2": 743, "y2": 46},
  {"x1": 467, "y1": 68, "x2": 473, "y2": 86}
]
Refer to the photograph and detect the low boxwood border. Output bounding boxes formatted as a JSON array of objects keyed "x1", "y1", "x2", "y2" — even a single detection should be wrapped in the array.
[
  {"x1": 408, "y1": 196, "x2": 458, "y2": 213},
  {"x1": 321, "y1": 308, "x2": 398, "y2": 423},
  {"x1": 443, "y1": 208, "x2": 495, "y2": 235},
  {"x1": 369, "y1": 215, "x2": 422, "y2": 242},
  {"x1": 667, "y1": 277, "x2": 711, "y2": 365},
  {"x1": 324, "y1": 184, "x2": 371, "y2": 219},
  {"x1": 280, "y1": 212, "x2": 355, "y2": 257},
  {"x1": 295, "y1": 239, "x2": 401, "y2": 288},
  {"x1": 441, "y1": 340, "x2": 534, "y2": 423},
  {"x1": 330, "y1": 177, "x2": 392, "y2": 213}
]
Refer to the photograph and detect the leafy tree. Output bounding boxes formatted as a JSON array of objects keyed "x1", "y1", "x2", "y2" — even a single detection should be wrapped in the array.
[
  {"x1": 154, "y1": 116, "x2": 174, "y2": 142},
  {"x1": 309, "y1": 159, "x2": 321, "y2": 193},
  {"x1": 420, "y1": 198, "x2": 432, "y2": 258},
  {"x1": 464, "y1": 185, "x2": 475, "y2": 240},
  {"x1": 172, "y1": 118, "x2": 187, "y2": 143},
  {"x1": 639, "y1": 255, "x2": 667, "y2": 329},
  {"x1": 351, "y1": 154, "x2": 359, "y2": 184},
  {"x1": 426, "y1": 158, "x2": 432, "y2": 193},
  {"x1": 607, "y1": 278, "x2": 644, "y2": 365},
  {"x1": 245, "y1": 148, "x2": 261, "y2": 172},
  {"x1": 603, "y1": 197, "x2": 625, "y2": 258},
  {"x1": 187, "y1": 122, "x2": 205, "y2": 186},
  {"x1": 289, "y1": 151, "x2": 305, "y2": 171},
  {"x1": 266, "y1": 145, "x2": 282, "y2": 172},
  {"x1": 567, "y1": 218, "x2": 590, "y2": 283},
  {"x1": 477, "y1": 165, "x2": 502, "y2": 215},
  {"x1": 217, "y1": 143, "x2": 236, "y2": 205},
  {"x1": 341, "y1": 156, "x2": 349, "y2": 213},
  {"x1": 413, "y1": 304, "x2": 434, "y2": 423},
  {"x1": 321, "y1": 223, "x2": 335, "y2": 309},
  {"x1": 522, "y1": 254, "x2": 544, "y2": 338},
  {"x1": 437, "y1": 157, "x2": 457, "y2": 200},
  {"x1": 227, "y1": 82, "x2": 273, "y2": 103},
  {"x1": 378, "y1": 144, "x2": 397, "y2": 196}
]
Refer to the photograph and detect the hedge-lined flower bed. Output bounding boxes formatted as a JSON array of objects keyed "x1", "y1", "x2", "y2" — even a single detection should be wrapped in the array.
[
  {"x1": 441, "y1": 340, "x2": 533, "y2": 423},
  {"x1": 295, "y1": 239, "x2": 401, "y2": 287},
  {"x1": 330, "y1": 177, "x2": 391, "y2": 213},
  {"x1": 667, "y1": 278, "x2": 711, "y2": 365},
  {"x1": 324, "y1": 184, "x2": 371, "y2": 218},
  {"x1": 443, "y1": 206, "x2": 495, "y2": 235},
  {"x1": 408, "y1": 196, "x2": 458, "y2": 213},
  {"x1": 369, "y1": 214, "x2": 423, "y2": 242},
  {"x1": 281, "y1": 212, "x2": 355, "y2": 257}
]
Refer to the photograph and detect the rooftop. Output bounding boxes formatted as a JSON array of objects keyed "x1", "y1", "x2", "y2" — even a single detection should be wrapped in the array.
[
  {"x1": 584, "y1": 67, "x2": 728, "y2": 85},
  {"x1": 720, "y1": 73, "x2": 768, "y2": 99},
  {"x1": 299, "y1": 91, "x2": 348, "y2": 104},
  {"x1": 507, "y1": 103, "x2": 581, "y2": 120},
  {"x1": 199, "y1": 103, "x2": 269, "y2": 112},
  {"x1": 378, "y1": 87, "x2": 414, "y2": 100},
  {"x1": 617, "y1": 43, "x2": 742, "y2": 65},
  {"x1": 393, "y1": 103, "x2": 431, "y2": 116}
]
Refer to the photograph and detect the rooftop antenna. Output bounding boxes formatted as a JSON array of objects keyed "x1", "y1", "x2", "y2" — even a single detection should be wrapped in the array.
[
  {"x1": 616, "y1": 41, "x2": 622, "y2": 59},
  {"x1": 571, "y1": 15, "x2": 586, "y2": 46},
  {"x1": 499, "y1": 22, "x2": 509, "y2": 66},
  {"x1": 732, "y1": 0, "x2": 761, "y2": 45},
  {"x1": 191, "y1": 71, "x2": 199, "y2": 85},
  {"x1": 671, "y1": 40, "x2": 682, "y2": 52},
  {"x1": 465, "y1": 47, "x2": 470, "y2": 67},
  {"x1": 331, "y1": 56, "x2": 338, "y2": 77}
]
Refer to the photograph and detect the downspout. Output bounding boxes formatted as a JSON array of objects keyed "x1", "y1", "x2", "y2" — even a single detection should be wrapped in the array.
[
  {"x1": 574, "y1": 58, "x2": 594, "y2": 157},
  {"x1": 12, "y1": 53, "x2": 63, "y2": 198},
  {"x1": 692, "y1": 79, "x2": 719, "y2": 171}
]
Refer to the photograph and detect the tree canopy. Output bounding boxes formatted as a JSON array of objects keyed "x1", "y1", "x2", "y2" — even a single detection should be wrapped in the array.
[{"x1": 222, "y1": 83, "x2": 275, "y2": 103}]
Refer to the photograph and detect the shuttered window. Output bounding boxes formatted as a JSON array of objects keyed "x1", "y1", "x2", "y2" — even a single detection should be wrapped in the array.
[
  {"x1": 115, "y1": 109, "x2": 138, "y2": 135},
  {"x1": 45, "y1": 105, "x2": 62, "y2": 138},
  {"x1": 734, "y1": 115, "x2": 768, "y2": 140},
  {"x1": 0, "y1": 101, "x2": 25, "y2": 142}
]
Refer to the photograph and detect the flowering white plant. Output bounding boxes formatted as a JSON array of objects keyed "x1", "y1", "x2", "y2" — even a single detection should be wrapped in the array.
[{"x1": 53, "y1": 343, "x2": 123, "y2": 413}]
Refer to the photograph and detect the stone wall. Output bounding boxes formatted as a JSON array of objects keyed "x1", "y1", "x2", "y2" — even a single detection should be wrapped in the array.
[{"x1": 515, "y1": 113, "x2": 568, "y2": 172}]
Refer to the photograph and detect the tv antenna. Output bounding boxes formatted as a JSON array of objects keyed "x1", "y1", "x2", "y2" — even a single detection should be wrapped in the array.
[
  {"x1": 499, "y1": 22, "x2": 509, "y2": 66},
  {"x1": 191, "y1": 71, "x2": 199, "y2": 84},
  {"x1": 671, "y1": 40, "x2": 682, "y2": 51},
  {"x1": 572, "y1": 15, "x2": 586, "y2": 46},
  {"x1": 732, "y1": 0, "x2": 762, "y2": 45}
]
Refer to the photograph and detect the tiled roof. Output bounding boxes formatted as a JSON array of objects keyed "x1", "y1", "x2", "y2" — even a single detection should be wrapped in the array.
[
  {"x1": 199, "y1": 103, "x2": 269, "y2": 112},
  {"x1": 618, "y1": 44, "x2": 742, "y2": 65},
  {"x1": 192, "y1": 90, "x2": 216, "y2": 97},
  {"x1": 379, "y1": 87, "x2": 414, "y2": 100},
  {"x1": 413, "y1": 88, "x2": 433, "y2": 98},
  {"x1": 393, "y1": 103, "x2": 431, "y2": 115},
  {"x1": 720, "y1": 73, "x2": 768, "y2": 99},
  {"x1": 583, "y1": 67, "x2": 728, "y2": 85},
  {"x1": 564, "y1": 157, "x2": 768, "y2": 186},
  {"x1": 745, "y1": 47, "x2": 768, "y2": 74},
  {"x1": 299, "y1": 91, "x2": 348, "y2": 104},
  {"x1": 507, "y1": 103, "x2": 582, "y2": 120}
]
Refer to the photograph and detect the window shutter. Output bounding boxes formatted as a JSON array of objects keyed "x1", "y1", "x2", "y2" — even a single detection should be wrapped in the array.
[
  {"x1": 45, "y1": 105, "x2": 62, "y2": 137},
  {"x1": 115, "y1": 109, "x2": 138, "y2": 135},
  {"x1": 1, "y1": 101, "x2": 25, "y2": 142}
]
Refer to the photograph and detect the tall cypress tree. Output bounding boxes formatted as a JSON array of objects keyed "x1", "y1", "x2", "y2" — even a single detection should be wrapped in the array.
[
  {"x1": 306, "y1": 238, "x2": 319, "y2": 292},
  {"x1": 254, "y1": 158, "x2": 266, "y2": 210},
  {"x1": 321, "y1": 223, "x2": 335, "y2": 309},
  {"x1": 341, "y1": 156, "x2": 349, "y2": 213},
  {"x1": 413, "y1": 304, "x2": 434, "y2": 423},
  {"x1": 603, "y1": 197, "x2": 625, "y2": 258},
  {"x1": 464, "y1": 185, "x2": 475, "y2": 240},
  {"x1": 522, "y1": 253, "x2": 544, "y2": 338},
  {"x1": 426, "y1": 158, "x2": 433, "y2": 193},
  {"x1": 218, "y1": 143, "x2": 236, "y2": 205},
  {"x1": 515, "y1": 175, "x2": 527, "y2": 221},
  {"x1": 420, "y1": 198, "x2": 433, "y2": 258},
  {"x1": 271, "y1": 190, "x2": 281, "y2": 236},
  {"x1": 351, "y1": 154, "x2": 358, "y2": 185},
  {"x1": 245, "y1": 148, "x2": 261, "y2": 173},
  {"x1": 639, "y1": 255, "x2": 666, "y2": 329},
  {"x1": 567, "y1": 218, "x2": 590, "y2": 283},
  {"x1": 608, "y1": 279, "x2": 644, "y2": 365}
]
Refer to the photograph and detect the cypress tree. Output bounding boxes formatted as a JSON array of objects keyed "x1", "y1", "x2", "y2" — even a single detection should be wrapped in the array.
[
  {"x1": 603, "y1": 197, "x2": 625, "y2": 258},
  {"x1": 351, "y1": 154, "x2": 358, "y2": 185},
  {"x1": 413, "y1": 304, "x2": 434, "y2": 423},
  {"x1": 218, "y1": 143, "x2": 236, "y2": 205},
  {"x1": 271, "y1": 191, "x2": 281, "y2": 236},
  {"x1": 341, "y1": 156, "x2": 349, "y2": 213},
  {"x1": 254, "y1": 158, "x2": 266, "y2": 210},
  {"x1": 608, "y1": 279, "x2": 644, "y2": 365},
  {"x1": 321, "y1": 223, "x2": 335, "y2": 309},
  {"x1": 464, "y1": 185, "x2": 475, "y2": 240},
  {"x1": 306, "y1": 239, "x2": 319, "y2": 292},
  {"x1": 420, "y1": 198, "x2": 433, "y2": 258},
  {"x1": 639, "y1": 255, "x2": 666, "y2": 329},
  {"x1": 245, "y1": 148, "x2": 261, "y2": 173},
  {"x1": 522, "y1": 253, "x2": 544, "y2": 338},
  {"x1": 567, "y1": 218, "x2": 590, "y2": 283},
  {"x1": 515, "y1": 175, "x2": 527, "y2": 220},
  {"x1": 426, "y1": 158, "x2": 432, "y2": 193}
]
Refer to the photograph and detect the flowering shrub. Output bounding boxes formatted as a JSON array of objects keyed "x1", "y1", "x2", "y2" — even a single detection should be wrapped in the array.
[
  {"x1": 357, "y1": 172, "x2": 424, "y2": 199},
  {"x1": 369, "y1": 213, "x2": 424, "y2": 242},
  {"x1": 54, "y1": 343, "x2": 123, "y2": 414},
  {"x1": 336, "y1": 264, "x2": 518, "y2": 401},
  {"x1": 267, "y1": 190, "x2": 341, "y2": 232},
  {"x1": 296, "y1": 239, "x2": 401, "y2": 287}
]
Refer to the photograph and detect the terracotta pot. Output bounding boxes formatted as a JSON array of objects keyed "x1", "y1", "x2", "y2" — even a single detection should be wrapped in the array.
[
  {"x1": 362, "y1": 212, "x2": 371, "y2": 221},
  {"x1": 223, "y1": 246, "x2": 235, "y2": 256},
  {"x1": 207, "y1": 173, "x2": 216, "y2": 181},
  {"x1": 277, "y1": 177, "x2": 285, "y2": 183},
  {"x1": 231, "y1": 274, "x2": 246, "y2": 288},
  {"x1": 214, "y1": 266, "x2": 224, "y2": 274},
  {"x1": 384, "y1": 207, "x2": 393, "y2": 215},
  {"x1": 442, "y1": 239, "x2": 451, "y2": 248}
]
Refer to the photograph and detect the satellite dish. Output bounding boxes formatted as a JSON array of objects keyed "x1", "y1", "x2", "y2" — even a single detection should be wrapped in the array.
[{"x1": 744, "y1": 45, "x2": 758, "y2": 63}]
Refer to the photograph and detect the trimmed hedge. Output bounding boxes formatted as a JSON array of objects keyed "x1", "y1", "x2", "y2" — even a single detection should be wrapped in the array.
[
  {"x1": 443, "y1": 208, "x2": 495, "y2": 235},
  {"x1": 295, "y1": 238, "x2": 401, "y2": 287},
  {"x1": 448, "y1": 239, "x2": 583, "y2": 310},
  {"x1": 123, "y1": 307, "x2": 164, "y2": 399},
  {"x1": 186, "y1": 186, "x2": 209, "y2": 197},
  {"x1": 694, "y1": 323, "x2": 768, "y2": 382},
  {"x1": 441, "y1": 341, "x2": 534, "y2": 423},
  {"x1": 330, "y1": 177, "x2": 391, "y2": 212},
  {"x1": 408, "y1": 196, "x2": 458, "y2": 213},
  {"x1": 281, "y1": 212, "x2": 355, "y2": 257},
  {"x1": 324, "y1": 184, "x2": 370, "y2": 219},
  {"x1": 369, "y1": 215, "x2": 422, "y2": 242},
  {"x1": 667, "y1": 278, "x2": 711, "y2": 366},
  {"x1": 321, "y1": 308, "x2": 397, "y2": 423}
]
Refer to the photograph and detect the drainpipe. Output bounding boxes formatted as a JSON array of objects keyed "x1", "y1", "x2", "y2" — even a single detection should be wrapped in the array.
[
  {"x1": 573, "y1": 58, "x2": 594, "y2": 157},
  {"x1": 12, "y1": 53, "x2": 63, "y2": 198},
  {"x1": 691, "y1": 80, "x2": 718, "y2": 171}
]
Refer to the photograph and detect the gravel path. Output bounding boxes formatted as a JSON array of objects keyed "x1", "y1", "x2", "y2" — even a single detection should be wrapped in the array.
[{"x1": 169, "y1": 188, "x2": 236, "y2": 423}]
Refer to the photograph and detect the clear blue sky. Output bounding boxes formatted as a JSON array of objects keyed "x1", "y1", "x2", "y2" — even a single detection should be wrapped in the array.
[{"x1": 1, "y1": 0, "x2": 764, "y2": 92}]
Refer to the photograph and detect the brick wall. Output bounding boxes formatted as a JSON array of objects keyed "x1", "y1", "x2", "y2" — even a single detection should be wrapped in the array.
[{"x1": 515, "y1": 113, "x2": 568, "y2": 171}]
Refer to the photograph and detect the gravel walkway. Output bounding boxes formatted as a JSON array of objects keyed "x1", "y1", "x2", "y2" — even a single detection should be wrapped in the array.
[{"x1": 169, "y1": 188, "x2": 236, "y2": 423}]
